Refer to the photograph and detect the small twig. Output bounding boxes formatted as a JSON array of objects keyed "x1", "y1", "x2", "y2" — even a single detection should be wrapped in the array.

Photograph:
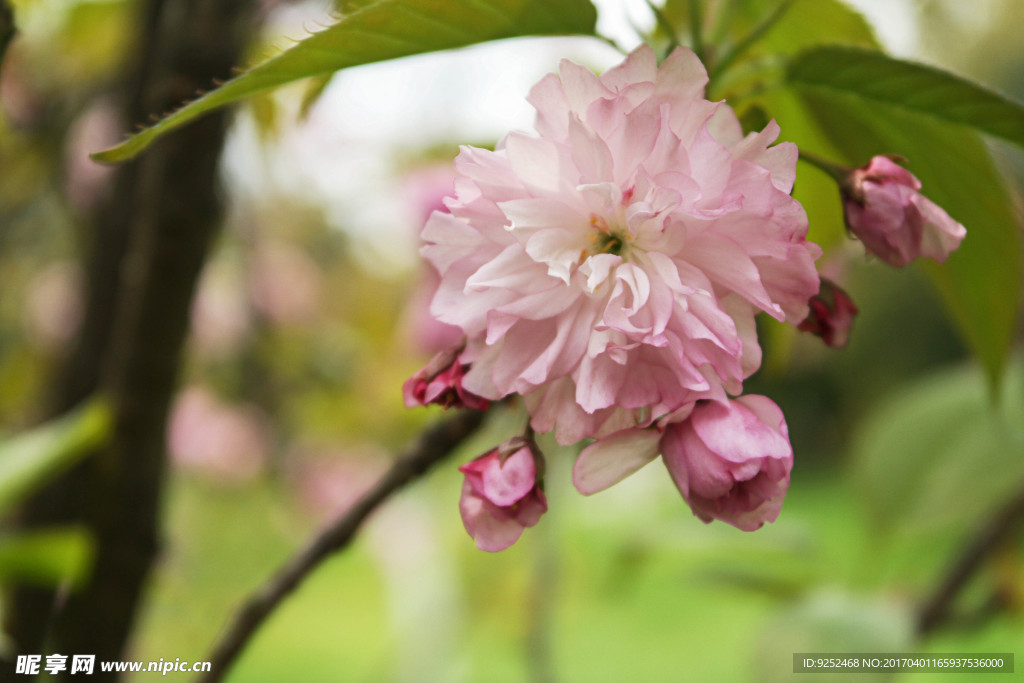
[
  {"x1": 198, "y1": 409, "x2": 486, "y2": 683},
  {"x1": 595, "y1": 33, "x2": 629, "y2": 56},
  {"x1": 645, "y1": 0, "x2": 679, "y2": 60},
  {"x1": 916, "y1": 480, "x2": 1024, "y2": 636},
  {"x1": 686, "y1": 0, "x2": 705, "y2": 63},
  {"x1": 708, "y1": 0, "x2": 794, "y2": 91},
  {"x1": 797, "y1": 149, "x2": 850, "y2": 183}
]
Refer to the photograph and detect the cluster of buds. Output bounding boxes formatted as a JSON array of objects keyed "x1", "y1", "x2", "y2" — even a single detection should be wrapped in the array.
[
  {"x1": 794, "y1": 153, "x2": 967, "y2": 349},
  {"x1": 456, "y1": 396, "x2": 793, "y2": 548}
]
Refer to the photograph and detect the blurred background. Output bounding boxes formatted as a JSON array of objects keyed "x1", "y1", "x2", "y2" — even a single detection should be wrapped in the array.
[{"x1": 1, "y1": 0, "x2": 1022, "y2": 680}]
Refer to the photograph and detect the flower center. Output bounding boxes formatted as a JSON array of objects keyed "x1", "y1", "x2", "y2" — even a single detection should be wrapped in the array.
[
  {"x1": 588, "y1": 213, "x2": 629, "y2": 257},
  {"x1": 593, "y1": 231, "x2": 624, "y2": 255}
]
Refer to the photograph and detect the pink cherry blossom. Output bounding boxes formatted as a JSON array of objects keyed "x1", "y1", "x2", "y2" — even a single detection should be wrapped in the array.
[
  {"x1": 247, "y1": 242, "x2": 323, "y2": 326},
  {"x1": 398, "y1": 163, "x2": 465, "y2": 355},
  {"x1": 24, "y1": 261, "x2": 83, "y2": 353},
  {"x1": 573, "y1": 395, "x2": 792, "y2": 531},
  {"x1": 458, "y1": 441, "x2": 547, "y2": 552},
  {"x1": 190, "y1": 264, "x2": 251, "y2": 358},
  {"x1": 402, "y1": 346, "x2": 490, "y2": 410},
  {"x1": 798, "y1": 278, "x2": 858, "y2": 348},
  {"x1": 422, "y1": 45, "x2": 820, "y2": 444},
  {"x1": 167, "y1": 387, "x2": 269, "y2": 484},
  {"x1": 842, "y1": 155, "x2": 966, "y2": 267},
  {"x1": 661, "y1": 396, "x2": 792, "y2": 530},
  {"x1": 285, "y1": 445, "x2": 388, "y2": 522},
  {"x1": 402, "y1": 162, "x2": 459, "y2": 225},
  {"x1": 401, "y1": 264, "x2": 465, "y2": 356}
]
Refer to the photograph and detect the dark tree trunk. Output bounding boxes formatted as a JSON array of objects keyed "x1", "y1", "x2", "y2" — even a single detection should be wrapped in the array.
[{"x1": 5, "y1": 0, "x2": 257, "y2": 676}]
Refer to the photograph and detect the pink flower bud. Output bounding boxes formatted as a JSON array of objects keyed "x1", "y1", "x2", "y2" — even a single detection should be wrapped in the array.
[
  {"x1": 797, "y1": 278, "x2": 858, "y2": 348},
  {"x1": 402, "y1": 346, "x2": 490, "y2": 410},
  {"x1": 458, "y1": 440, "x2": 547, "y2": 551},
  {"x1": 660, "y1": 396, "x2": 793, "y2": 531},
  {"x1": 842, "y1": 155, "x2": 966, "y2": 267}
]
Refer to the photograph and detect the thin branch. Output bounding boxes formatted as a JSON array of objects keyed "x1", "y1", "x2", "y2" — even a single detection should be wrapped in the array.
[
  {"x1": 686, "y1": 0, "x2": 704, "y2": 63},
  {"x1": 797, "y1": 149, "x2": 850, "y2": 183},
  {"x1": 916, "y1": 480, "x2": 1024, "y2": 636},
  {"x1": 595, "y1": 33, "x2": 629, "y2": 56},
  {"x1": 198, "y1": 408, "x2": 486, "y2": 683},
  {"x1": 645, "y1": 0, "x2": 679, "y2": 60},
  {"x1": 708, "y1": 0, "x2": 794, "y2": 91}
]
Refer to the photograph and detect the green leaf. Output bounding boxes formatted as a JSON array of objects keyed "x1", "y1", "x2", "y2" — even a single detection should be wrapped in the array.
[
  {"x1": 337, "y1": 0, "x2": 380, "y2": 12},
  {"x1": 91, "y1": 0, "x2": 598, "y2": 164},
  {"x1": 752, "y1": 87, "x2": 852, "y2": 250},
  {"x1": 726, "y1": 0, "x2": 876, "y2": 56},
  {"x1": 851, "y1": 357, "x2": 1024, "y2": 542},
  {"x1": 0, "y1": 400, "x2": 112, "y2": 515},
  {"x1": 788, "y1": 46, "x2": 1024, "y2": 150},
  {"x1": 660, "y1": 0, "x2": 877, "y2": 99},
  {"x1": 787, "y1": 84, "x2": 1023, "y2": 389},
  {"x1": 0, "y1": 528, "x2": 93, "y2": 587},
  {"x1": 661, "y1": 0, "x2": 877, "y2": 57}
]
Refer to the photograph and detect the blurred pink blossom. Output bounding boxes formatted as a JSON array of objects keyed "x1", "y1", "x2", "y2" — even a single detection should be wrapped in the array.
[
  {"x1": 458, "y1": 440, "x2": 547, "y2": 552},
  {"x1": 402, "y1": 163, "x2": 459, "y2": 225},
  {"x1": 0, "y1": 54, "x2": 44, "y2": 128},
  {"x1": 398, "y1": 163, "x2": 464, "y2": 355},
  {"x1": 23, "y1": 261, "x2": 83, "y2": 353},
  {"x1": 190, "y1": 265, "x2": 251, "y2": 358},
  {"x1": 286, "y1": 445, "x2": 389, "y2": 522},
  {"x1": 167, "y1": 386, "x2": 269, "y2": 484},
  {"x1": 63, "y1": 99, "x2": 119, "y2": 212},
  {"x1": 401, "y1": 267, "x2": 465, "y2": 356},
  {"x1": 247, "y1": 242, "x2": 323, "y2": 326},
  {"x1": 421, "y1": 45, "x2": 820, "y2": 444},
  {"x1": 842, "y1": 155, "x2": 966, "y2": 267}
]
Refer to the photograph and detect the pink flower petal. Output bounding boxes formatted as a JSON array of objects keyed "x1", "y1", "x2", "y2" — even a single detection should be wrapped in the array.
[
  {"x1": 477, "y1": 447, "x2": 537, "y2": 506},
  {"x1": 459, "y1": 481, "x2": 528, "y2": 552}
]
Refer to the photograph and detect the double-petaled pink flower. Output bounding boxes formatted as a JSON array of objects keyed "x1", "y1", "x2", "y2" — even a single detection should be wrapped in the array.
[
  {"x1": 661, "y1": 396, "x2": 792, "y2": 530},
  {"x1": 842, "y1": 155, "x2": 966, "y2": 267},
  {"x1": 422, "y1": 45, "x2": 820, "y2": 444},
  {"x1": 573, "y1": 395, "x2": 793, "y2": 531}
]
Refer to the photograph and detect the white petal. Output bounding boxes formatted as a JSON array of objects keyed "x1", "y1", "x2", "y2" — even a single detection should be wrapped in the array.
[{"x1": 572, "y1": 428, "x2": 662, "y2": 495}]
